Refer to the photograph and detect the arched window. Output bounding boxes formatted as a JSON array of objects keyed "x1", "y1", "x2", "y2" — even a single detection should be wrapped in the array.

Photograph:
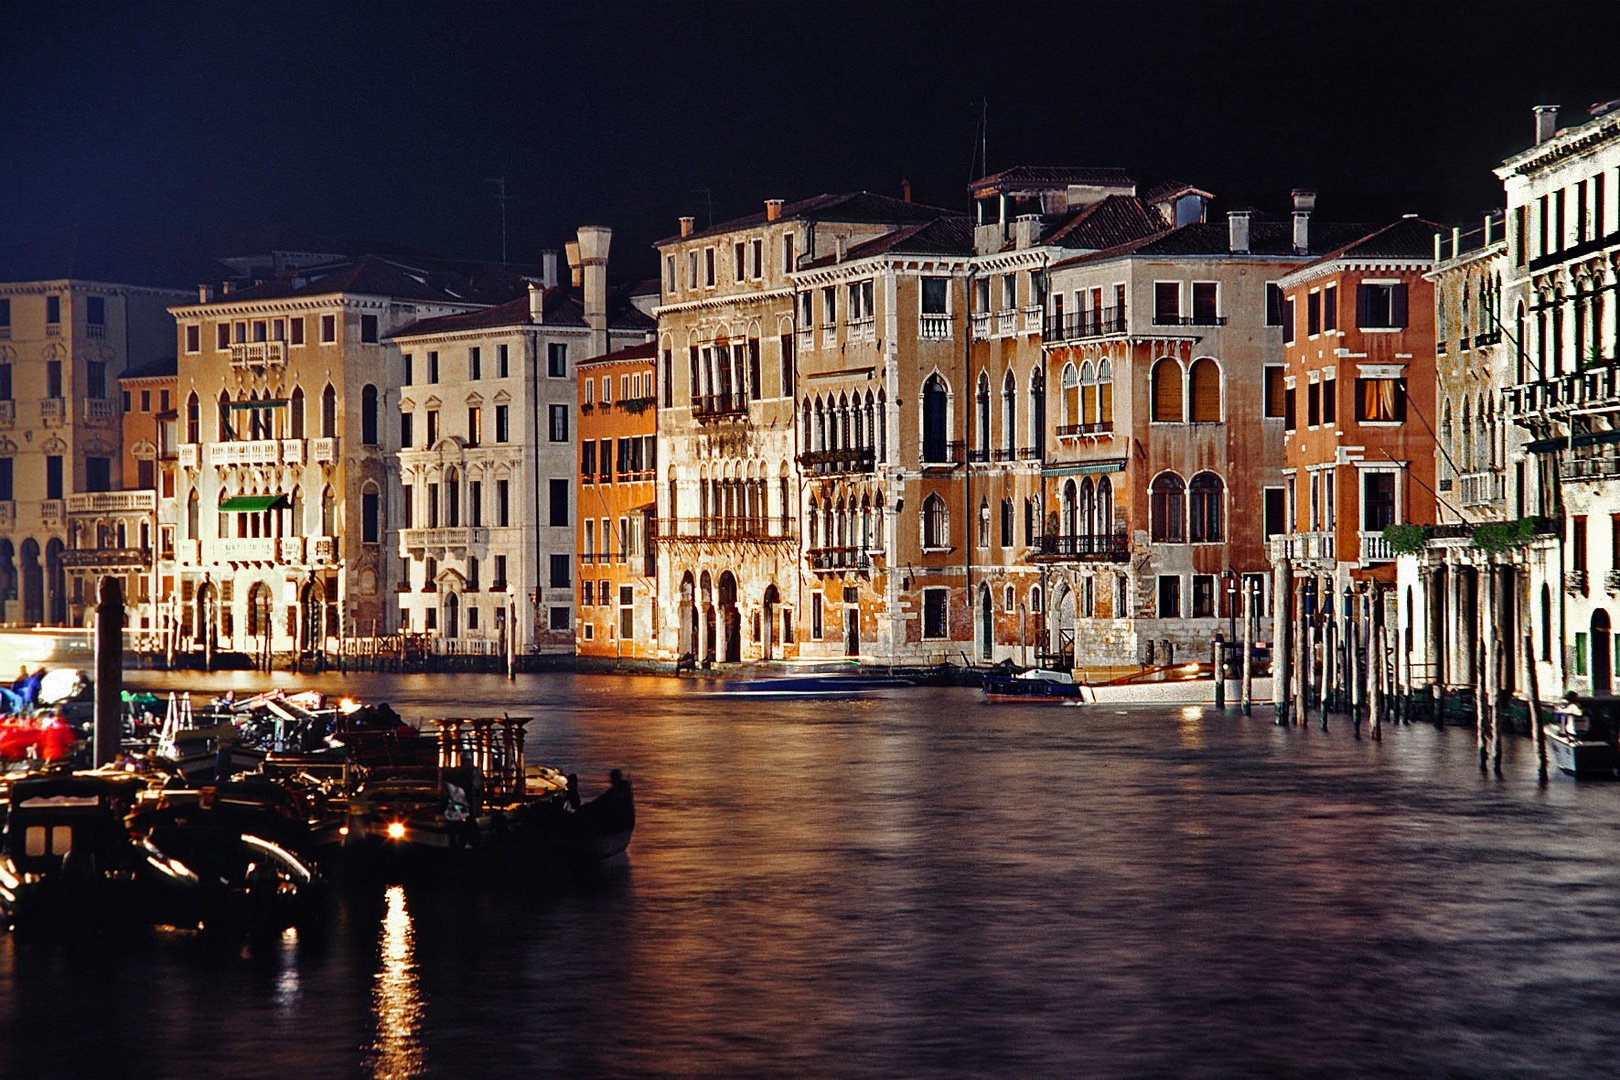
[
  {"x1": 217, "y1": 390, "x2": 232, "y2": 440},
  {"x1": 1541, "y1": 583, "x2": 1552, "y2": 661},
  {"x1": 807, "y1": 495, "x2": 819, "y2": 548},
  {"x1": 922, "y1": 493, "x2": 947, "y2": 548},
  {"x1": 1079, "y1": 361, "x2": 1097, "y2": 426},
  {"x1": 1062, "y1": 480, "x2": 1078, "y2": 537},
  {"x1": 1079, "y1": 477, "x2": 1096, "y2": 540},
  {"x1": 864, "y1": 392, "x2": 877, "y2": 452},
  {"x1": 977, "y1": 497, "x2": 990, "y2": 547},
  {"x1": 1460, "y1": 397, "x2": 1473, "y2": 472},
  {"x1": 361, "y1": 385, "x2": 378, "y2": 445},
  {"x1": 290, "y1": 386, "x2": 305, "y2": 440},
  {"x1": 922, "y1": 374, "x2": 949, "y2": 463},
  {"x1": 1189, "y1": 358, "x2": 1221, "y2": 422},
  {"x1": 186, "y1": 489, "x2": 199, "y2": 539},
  {"x1": 999, "y1": 497, "x2": 1013, "y2": 547},
  {"x1": 976, "y1": 372, "x2": 991, "y2": 455},
  {"x1": 321, "y1": 486, "x2": 336, "y2": 536},
  {"x1": 290, "y1": 486, "x2": 303, "y2": 537},
  {"x1": 361, "y1": 481, "x2": 381, "y2": 543},
  {"x1": 1001, "y1": 371, "x2": 1017, "y2": 458},
  {"x1": 1061, "y1": 363, "x2": 1079, "y2": 428},
  {"x1": 1189, "y1": 472, "x2": 1224, "y2": 542},
  {"x1": 1151, "y1": 358, "x2": 1183, "y2": 422},
  {"x1": 1150, "y1": 472, "x2": 1186, "y2": 542},
  {"x1": 186, "y1": 392, "x2": 200, "y2": 444},
  {"x1": 1029, "y1": 366, "x2": 1045, "y2": 455},
  {"x1": 1515, "y1": 301, "x2": 1527, "y2": 383},
  {"x1": 1098, "y1": 360, "x2": 1113, "y2": 426},
  {"x1": 444, "y1": 592, "x2": 459, "y2": 639},
  {"x1": 444, "y1": 466, "x2": 459, "y2": 528},
  {"x1": 322, "y1": 384, "x2": 337, "y2": 439},
  {"x1": 1097, "y1": 475, "x2": 1114, "y2": 536},
  {"x1": 1440, "y1": 399, "x2": 1454, "y2": 485}
]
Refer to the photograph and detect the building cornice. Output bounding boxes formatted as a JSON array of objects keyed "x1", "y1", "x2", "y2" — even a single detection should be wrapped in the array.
[
  {"x1": 1497, "y1": 114, "x2": 1620, "y2": 178},
  {"x1": 1279, "y1": 258, "x2": 1431, "y2": 290},
  {"x1": 0, "y1": 279, "x2": 194, "y2": 300}
]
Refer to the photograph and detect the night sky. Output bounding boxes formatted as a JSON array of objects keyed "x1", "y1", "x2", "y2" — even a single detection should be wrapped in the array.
[{"x1": 4, "y1": 1, "x2": 1617, "y2": 279}]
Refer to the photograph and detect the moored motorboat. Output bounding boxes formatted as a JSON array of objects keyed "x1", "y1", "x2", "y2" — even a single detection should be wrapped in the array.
[
  {"x1": 1547, "y1": 696, "x2": 1620, "y2": 777},
  {"x1": 981, "y1": 668, "x2": 1087, "y2": 704}
]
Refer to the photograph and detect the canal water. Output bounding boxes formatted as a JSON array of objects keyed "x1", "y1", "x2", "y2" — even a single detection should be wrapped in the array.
[{"x1": 5, "y1": 671, "x2": 1620, "y2": 1079}]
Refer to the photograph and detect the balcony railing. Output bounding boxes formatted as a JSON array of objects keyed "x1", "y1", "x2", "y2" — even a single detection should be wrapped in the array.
[
  {"x1": 1045, "y1": 307, "x2": 1128, "y2": 342},
  {"x1": 66, "y1": 490, "x2": 155, "y2": 514},
  {"x1": 230, "y1": 341, "x2": 286, "y2": 368},
  {"x1": 807, "y1": 546, "x2": 873, "y2": 572},
  {"x1": 1607, "y1": 568, "x2": 1620, "y2": 596},
  {"x1": 1033, "y1": 533, "x2": 1130, "y2": 562},
  {"x1": 312, "y1": 536, "x2": 337, "y2": 563},
  {"x1": 0, "y1": 400, "x2": 13, "y2": 426},
  {"x1": 0, "y1": 501, "x2": 12, "y2": 529},
  {"x1": 1567, "y1": 568, "x2": 1590, "y2": 595},
  {"x1": 40, "y1": 398, "x2": 65, "y2": 424},
  {"x1": 60, "y1": 547, "x2": 150, "y2": 569},
  {"x1": 797, "y1": 447, "x2": 876, "y2": 475},
  {"x1": 218, "y1": 538, "x2": 277, "y2": 562},
  {"x1": 40, "y1": 499, "x2": 64, "y2": 525},
  {"x1": 921, "y1": 440, "x2": 965, "y2": 467},
  {"x1": 311, "y1": 437, "x2": 340, "y2": 464},
  {"x1": 1459, "y1": 470, "x2": 1504, "y2": 507},
  {"x1": 278, "y1": 536, "x2": 306, "y2": 564},
  {"x1": 178, "y1": 444, "x2": 199, "y2": 468},
  {"x1": 1507, "y1": 362, "x2": 1620, "y2": 418},
  {"x1": 1359, "y1": 531, "x2": 1394, "y2": 563},
  {"x1": 692, "y1": 393, "x2": 747, "y2": 421},
  {"x1": 1152, "y1": 313, "x2": 1227, "y2": 327},
  {"x1": 1562, "y1": 451, "x2": 1620, "y2": 482},
  {"x1": 83, "y1": 398, "x2": 116, "y2": 424},
  {"x1": 401, "y1": 527, "x2": 488, "y2": 549},
  {"x1": 281, "y1": 439, "x2": 305, "y2": 465},
  {"x1": 651, "y1": 518, "x2": 795, "y2": 542},
  {"x1": 919, "y1": 313, "x2": 951, "y2": 340},
  {"x1": 847, "y1": 316, "x2": 876, "y2": 344},
  {"x1": 1056, "y1": 421, "x2": 1114, "y2": 437},
  {"x1": 208, "y1": 440, "x2": 282, "y2": 466}
]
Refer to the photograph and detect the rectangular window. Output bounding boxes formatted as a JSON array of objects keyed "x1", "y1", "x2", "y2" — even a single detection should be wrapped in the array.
[
  {"x1": 664, "y1": 254, "x2": 676, "y2": 292},
  {"x1": 1322, "y1": 376, "x2": 1336, "y2": 424},
  {"x1": 1576, "y1": 632, "x2": 1588, "y2": 676},
  {"x1": 1357, "y1": 283, "x2": 1408, "y2": 328},
  {"x1": 86, "y1": 295, "x2": 105, "y2": 326},
  {"x1": 428, "y1": 351, "x2": 439, "y2": 383},
  {"x1": 427, "y1": 483, "x2": 439, "y2": 528},
  {"x1": 493, "y1": 555, "x2": 508, "y2": 590},
  {"x1": 1362, "y1": 472, "x2": 1397, "y2": 530},
  {"x1": 496, "y1": 480, "x2": 510, "y2": 526},
  {"x1": 923, "y1": 588, "x2": 949, "y2": 639},
  {"x1": 469, "y1": 481, "x2": 481, "y2": 527},
  {"x1": 783, "y1": 233, "x2": 795, "y2": 274},
  {"x1": 45, "y1": 295, "x2": 60, "y2": 325},
  {"x1": 1282, "y1": 297, "x2": 1295, "y2": 343},
  {"x1": 45, "y1": 455, "x2": 63, "y2": 499},
  {"x1": 362, "y1": 490, "x2": 380, "y2": 543},
  {"x1": 548, "y1": 404, "x2": 568, "y2": 442},
  {"x1": 1354, "y1": 378, "x2": 1406, "y2": 422},
  {"x1": 1157, "y1": 575, "x2": 1181, "y2": 618},
  {"x1": 704, "y1": 248, "x2": 716, "y2": 286},
  {"x1": 495, "y1": 404, "x2": 509, "y2": 443},
  {"x1": 320, "y1": 314, "x2": 336, "y2": 343},
  {"x1": 600, "y1": 439, "x2": 613, "y2": 482},
  {"x1": 581, "y1": 442, "x2": 596, "y2": 480},
  {"x1": 85, "y1": 456, "x2": 111, "y2": 492},
  {"x1": 1307, "y1": 291, "x2": 1321, "y2": 336},
  {"x1": 87, "y1": 361, "x2": 106, "y2": 399},
  {"x1": 1307, "y1": 379, "x2": 1320, "y2": 427},
  {"x1": 466, "y1": 407, "x2": 481, "y2": 446},
  {"x1": 426, "y1": 410, "x2": 439, "y2": 447},
  {"x1": 0, "y1": 298, "x2": 8, "y2": 332},
  {"x1": 403, "y1": 354, "x2": 413, "y2": 386},
  {"x1": 601, "y1": 376, "x2": 612, "y2": 404},
  {"x1": 402, "y1": 484, "x2": 412, "y2": 529},
  {"x1": 751, "y1": 238, "x2": 763, "y2": 278},
  {"x1": 548, "y1": 343, "x2": 567, "y2": 378},
  {"x1": 1154, "y1": 282, "x2": 1180, "y2": 323},
  {"x1": 1192, "y1": 282, "x2": 1218, "y2": 324},
  {"x1": 289, "y1": 317, "x2": 304, "y2": 345},
  {"x1": 498, "y1": 343, "x2": 510, "y2": 378},
  {"x1": 1265, "y1": 284, "x2": 1283, "y2": 326},
  {"x1": 549, "y1": 478, "x2": 569, "y2": 526},
  {"x1": 46, "y1": 360, "x2": 62, "y2": 398},
  {"x1": 734, "y1": 241, "x2": 745, "y2": 280},
  {"x1": 823, "y1": 286, "x2": 836, "y2": 324},
  {"x1": 185, "y1": 325, "x2": 200, "y2": 353},
  {"x1": 550, "y1": 554, "x2": 571, "y2": 588},
  {"x1": 140, "y1": 389, "x2": 150, "y2": 412},
  {"x1": 1322, "y1": 284, "x2": 1337, "y2": 331},
  {"x1": 921, "y1": 277, "x2": 949, "y2": 315},
  {"x1": 218, "y1": 324, "x2": 231, "y2": 350},
  {"x1": 811, "y1": 592, "x2": 824, "y2": 639},
  {"x1": 1192, "y1": 575, "x2": 1215, "y2": 618},
  {"x1": 400, "y1": 411, "x2": 414, "y2": 448},
  {"x1": 779, "y1": 334, "x2": 795, "y2": 396},
  {"x1": 469, "y1": 346, "x2": 481, "y2": 380},
  {"x1": 1573, "y1": 515, "x2": 1588, "y2": 572},
  {"x1": 1284, "y1": 385, "x2": 1296, "y2": 430},
  {"x1": 360, "y1": 315, "x2": 379, "y2": 343}
]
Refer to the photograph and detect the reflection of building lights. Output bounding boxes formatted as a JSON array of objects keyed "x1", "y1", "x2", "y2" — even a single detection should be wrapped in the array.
[
  {"x1": 369, "y1": 885, "x2": 423, "y2": 1079},
  {"x1": 339, "y1": 697, "x2": 362, "y2": 714},
  {"x1": 339, "y1": 825, "x2": 350, "y2": 837},
  {"x1": 386, "y1": 821, "x2": 406, "y2": 840}
]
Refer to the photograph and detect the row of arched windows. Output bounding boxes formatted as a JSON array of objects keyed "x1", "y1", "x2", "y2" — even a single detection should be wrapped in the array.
[
  {"x1": 1149, "y1": 471, "x2": 1225, "y2": 543},
  {"x1": 184, "y1": 485, "x2": 347, "y2": 540},
  {"x1": 802, "y1": 390, "x2": 885, "y2": 460},
  {"x1": 184, "y1": 385, "x2": 354, "y2": 445},
  {"x1": 807, "y1": 491, "x2": 885, "y2": 551},
  {"x1": 1151, "y1": 357, "x2": 1222, "y2": 423},
  {"x1": 1440, "y1": 393, "x2": 1500, "y2": 479},
  {"x1": 929, "y1": 368, "x2": 1047, "y2": 462}
]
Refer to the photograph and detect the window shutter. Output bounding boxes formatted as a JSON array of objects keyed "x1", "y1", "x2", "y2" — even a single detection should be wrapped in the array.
[
  {"x1": 1392, "y1": 283, "x2": 1409, "y2": 327},
  {"x1": 1153, "y1": 363, "x2": 1182, "y2": 421},
  {"x1": 1190, "y1": 360, "x2": 1220, "y2": 422}
]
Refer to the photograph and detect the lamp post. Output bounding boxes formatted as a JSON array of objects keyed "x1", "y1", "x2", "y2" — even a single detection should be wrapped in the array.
[{"x1": 1225, "y1": 569, "x2": 1238, "y2": 642}]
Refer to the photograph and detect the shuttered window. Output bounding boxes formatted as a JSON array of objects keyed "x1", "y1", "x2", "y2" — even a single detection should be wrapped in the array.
[
  {"x1": 1151, "y1": 359, "x2": 1183, "y2": 422},
  {"x1": 1189, "y1": 358, "x2": 1220, "y2": 422}
]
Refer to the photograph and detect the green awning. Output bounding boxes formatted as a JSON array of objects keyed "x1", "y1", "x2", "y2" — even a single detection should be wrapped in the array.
[
  {"x1": 219, "y1": 495, "x2": 288, "y2": 512},
  {"x1": 228, "y1": 399, "x2": 288, "y2": 410},
  {"x1": 1042, "y1": 458, "x2": 1127, "y2": 479},
  {"x1": 1524, "y1": 436, "x2": 1567, "y2": 454},
  {"x1": 1571, "y1": 428, "x2": 1620, "y2": 448}
]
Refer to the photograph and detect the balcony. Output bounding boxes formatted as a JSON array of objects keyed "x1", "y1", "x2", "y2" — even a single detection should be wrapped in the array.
[
  {"x1": 218, "y1": 538, "x2": 276, "y2": 562},
  {"x1": 312, "y1": 536, "x2": 337, "y2": 563},
  {"x1": 175, "y1": 539, "x2": 200, "y2": 565},
  {"x1": 281, "y1": 439, "x2": 305, "y2": 465},
  {"x1": 1032, "y1": 533, "x2": 1130, "y2": 562},
  {"x1": 178, "y1": 444, "x2": 199, "y2": 468},
  {"x1": 230, "y1": 341, "x2": 286, "y2": 368},
  {"x1": 0, "y1": 501, "x2": 12, "y2": 529},
  {"x1": 83, "y1": 398, "x2": 116, "y2": 424},
  {"x1": 651, "y1": 517, "x2": 796, "y2": 542},
  {"x1": 1152, "y1": 313, "x2": 1227, "y2": 327},
  {"x1": 66, "y1": 490, "x2": 155, "y2": 514},
  {"x1": 847, "y1": 316, "x2": 876, "y2": 344},
  {"x1": 995, "y1": 311, "x2": 1017, "y2": 336},
  {"x1": 207, "y1": 440, "x2": 281, "y2": 466},
  {"x1": 1459, "y1": 471, "x2": 1505, "y2": 507},
  {"x1": 1359, "y1": 531, "x2": 1394, "y2": 563},
  {"x1": 1562, "y1": 451, "x2": 1620, "y2": 482},
  {"x1": 278, "y1": 536, "x2": 306, "y2": 564},
  {"x1": 1044, "y1": 307, "x2": 1127, "y2": 342},
  {"x1": 807, "y1": 546, "x2": 872, "y2": 573},
  {"x1": 1021, "y1": 306, "x2": 1042, "y2": 335},
  {"x1": 0, "y1": 400, "x2": 12, "y2": 427},
  {"x1": 40, "y1": 398, "x2": 65, "y2": 425},
  {"x1": 921, "y1": 440, "x2": 965, "y2": 468},
  {"x1": 1567, "y1": 568, "x2": 1590, "y2": 595},
  {"x1": 1607, "y1": 568, "x2": 1620, "y2": 596},
  {"x1": 41, "y1": 500, "x2": 64, "y2": 526},
  {"x1": 1508, "y1": 362, "x2": 1620, "y2": 418},
  {"x1": 311, "y1": 437, "x2": 340, "y2": 464},
  {"x1": 919, "y1": 313, "x2": 951, "y2": 341},
  {"x1": 401, "y1": 527, "x2": 488, "y2": 550},
  {"x1": 60, "y1": 547, "x2": 150, "y2": 569},
  {"x1": 692, "y1": 393, "x2": 747, "y2": 422},
  {"x1": 1056, "y1": 421, "x2": 1114, "y2": 438}
]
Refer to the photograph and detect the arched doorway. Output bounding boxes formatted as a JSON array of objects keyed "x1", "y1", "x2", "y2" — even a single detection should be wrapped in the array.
[
  {"x1": 1054, "y1": 582, "x2": 1075, "y2": 665},
  {"x1": 979, "y1": 584, "x2": 993, "y2": 660},
  {"x1": 300, "y1": 579, "x2": 325, "y2": 652},
  {"x1": 0, "y1": 539, "x2": 14, "y2": 623},
  {"x1": 718, "y1": 571, "x2": 741, "y2": 663},
  {"x1": 246, "y1": 582, "x2": 273, "y2": 641},
  {"x1": 1594, "y1": 609, "x2": 1612, "y2": 696},
  {"x1": 679, "y1": 572, "x2": 697, "y2": 660},
  {"x1": 444, "y1": 591, "x2": 460, "y2": 639},
  {"x1": 762, "y1": 584, "x2": 779, "y2": 660},
  {"x1": 19, "y1": 539, "x2": 41, "y2": 626},
  {"x1": 699, "y1": 571, "x2": 714, "y2": 663},
  {"x1": 194, "y1": 581, "x2": 216, "y2": 649}
]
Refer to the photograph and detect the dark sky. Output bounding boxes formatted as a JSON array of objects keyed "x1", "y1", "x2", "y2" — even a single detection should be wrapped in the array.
[{"x1": 3, "y1": 1, "x2": 1617, "y2": 280}]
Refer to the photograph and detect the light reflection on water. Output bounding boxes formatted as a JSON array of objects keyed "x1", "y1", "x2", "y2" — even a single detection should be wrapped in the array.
[
  {"x1": 369, "y1": 885, "x2": 423, "y2": 1080},
  {"x1": 4, "y1": 671, "x2": 1620, "y2": 1077}
]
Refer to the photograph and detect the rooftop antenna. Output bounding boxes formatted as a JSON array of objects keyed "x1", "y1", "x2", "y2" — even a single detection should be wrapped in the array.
[
  {"x1": 487, "y1": 177, "x2": 509, "y2": 264},
  {"x1": 694, "y1": 186, "x2": 715, "y2": 229},
  {"x1": 969, "y1": 98, "x2": 988, "y2": 181}
]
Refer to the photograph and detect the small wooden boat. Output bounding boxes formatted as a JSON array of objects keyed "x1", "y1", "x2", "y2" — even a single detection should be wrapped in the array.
[
  {"x1": 981, "y1": 668, "x2": 1087, "y2": 704},
  {"x1": 1547, "y1": 696, "x2": 1620, "y2": 777},
  {"x1": 713, "y1": 663, "x2": 914, "y2": 697}
]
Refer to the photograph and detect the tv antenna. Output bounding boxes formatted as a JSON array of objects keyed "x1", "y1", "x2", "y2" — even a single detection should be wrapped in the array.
[{"x1": 487, "y1": 177, "x2": 510, "y2": 264}]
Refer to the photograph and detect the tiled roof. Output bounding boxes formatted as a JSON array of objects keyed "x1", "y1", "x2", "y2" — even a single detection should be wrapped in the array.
[
  {"x1": 1049, "y1": 217, "x2": 1387, "y2": 269},
  {"x1": 387, "y1": 283, "x2": 653, "y2": 339},
  {"x1": 1042, "y1": 195, "x2": 1166, "y2": 250},
  {"x1": 1324, "y1": 216, "x2": 1447, "y2": 261},
  {"x1": 580, "y1": 341, "x2": 657, "y2": 367},
  {"x1": 119, "y1": 356, "x2": 178, "y2": 381},
  {"x1": 0, "y1": 225, "x2": 227, "y2": 291},
  {"x1": 215, "y1": 253, "x2": 552, "y2": 307},
  {"x1": 969, "y1": 166, "x2": 1134, "y2": 194},
  {"x1": 658, "y1": 191, "x2": 957, "y2": 246},
  {"x1": 800, "y1": 215, "x2": 973, "y2": 268}
]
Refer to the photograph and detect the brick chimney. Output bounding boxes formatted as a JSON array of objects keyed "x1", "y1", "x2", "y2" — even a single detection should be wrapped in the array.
[
  {"x1": 1227, "y1": 211, "x2": 1251, "y2": 254},
  {"x1": 1291, "y1": 189, "x2": 1316, "y2": 255},
  {"x1": 679, "y1": 216, "x2": 695, "y2": 238},
  {"x1": 765, "y1": 200, "x2": 783, "y2": 222},
  {"x1": 565, "y1": 241, "x2": 582, "y2": 287},
  {"x1": 1534, "y1": 104, "x2": 1559, "y2": 145},
  {"x1": 577, "y1": 225, "x2": 612, "y2": 359},
  {"x1": 901, "y1": 179, "x2": 912, "y2": 203}
]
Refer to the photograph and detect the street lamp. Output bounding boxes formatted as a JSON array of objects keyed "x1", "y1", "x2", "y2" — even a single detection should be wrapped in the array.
[{"x1": 1224, "y1": 569, "x2": 1238, "y2": 642}]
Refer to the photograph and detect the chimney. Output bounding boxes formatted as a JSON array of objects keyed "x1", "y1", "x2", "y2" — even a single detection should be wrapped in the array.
[
  {"x1": 1227, "y1": 211, "x2": 1251, "y2": 254},
  {"x1": 765, "y1": 200, "x2": 783, "y2": 223},
  {"x1": 1534, "y1": 104, "x2": 1559, "y2": 145},
  {"x1": 197, "y1": 284, "x2": 211, "y2": 303},
  {"x1": 679, "y1": 216, "x2": 695, "y2": 238},
  {"x1": 577, "y1": 225, "x2": 612, "y2": 359},
  {"x1": 565, "y1": 241, "x2": 582, "y2": 288},
  {"x1": 1291, "y1": 189, "x2": 1316, "y2": 254},
  {"x1": 528, "y1": 281, "x2": 544, "y2": 325},
  {"x1": 540, "y1": 250, "x2": 559, "y2": 290},
  {"x1": 901, "y1": 179, "x2": 912, "y2": 203}
]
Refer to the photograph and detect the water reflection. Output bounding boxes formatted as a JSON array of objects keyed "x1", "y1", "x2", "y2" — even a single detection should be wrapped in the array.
[{"x1": 369, "y1": 885, "x2": 424, "y2": 1079}]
